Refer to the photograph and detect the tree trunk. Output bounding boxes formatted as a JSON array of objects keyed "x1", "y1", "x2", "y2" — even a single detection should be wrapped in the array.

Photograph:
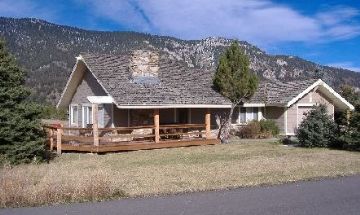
[{"x1": 218, "y1": 103, "x2": 237, "y2": 143}]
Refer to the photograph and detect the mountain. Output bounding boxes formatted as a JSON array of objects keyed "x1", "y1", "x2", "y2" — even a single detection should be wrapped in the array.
[{"x1": 1, "y1": 17, "x2": 359, "y2": 105}]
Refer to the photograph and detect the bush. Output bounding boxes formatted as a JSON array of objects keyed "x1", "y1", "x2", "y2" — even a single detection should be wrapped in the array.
[
  {"x1": 259, "y1": 119, "x2": 280, "y2": 137},
  {"x1": 236, "y1": 119, "x2": 279, "y2": 139},
  {"x1": 296, "y1": 105, "x2": 337, "y2": 148},
  {"x1": 237, "y1": 121, "x2": 261, "y2": 138},
  {"x1": 40, "y1": 104, "x2": 67, "y2": 120}
]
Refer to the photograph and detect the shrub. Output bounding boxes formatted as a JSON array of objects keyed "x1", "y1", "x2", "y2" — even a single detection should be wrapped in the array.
[
  {"x1": 40, "y1": 104, "x2": 67, "y2": 120},
  {"x1": 237, "y1": 121, "x2": 261, "y2": 138},
  {"x1": 259, "y1": 119, "x2": 280, "y2": 137},
  {"x1": 296, "y1": 105, "x2": 337, "y2": 148}
]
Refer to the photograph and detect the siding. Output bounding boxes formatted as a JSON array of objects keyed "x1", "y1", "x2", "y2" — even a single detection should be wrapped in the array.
[
  {"x1": 71, "y1": 69, "x2": 107, "y2": 104},
  {"x1": 286, "y1": 89, "x2": 335, "y2": 134},
  {"x1": 287, "y1": 105, "x2": 297, "y2": 134},
  {"x1": 298, "y1": 93, "x2": 311, "y2": 103},
  {"x1": 69, "y1": 69, "x2": 110, "y2": 127},
  {"x1": 313, "y1": 90, "x2": 334, "y2": 116}
]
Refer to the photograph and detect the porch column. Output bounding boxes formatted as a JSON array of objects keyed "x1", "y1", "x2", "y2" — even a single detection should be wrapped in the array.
[
  {"x1": 154, "y1": 109, "x2": 160, "y2": 143},
  {"x1": 56, "y1": 124, "x2": 63, "y2": 155},
  {"x1": 205, "y1": 109, "x2": 211, "y2": 139},
  {"x1": 92, "y1": 103, "x2": 99, "y2": 146},
  {"x1": 49, "y1": 128, "x2": 54, "y2": 151}
]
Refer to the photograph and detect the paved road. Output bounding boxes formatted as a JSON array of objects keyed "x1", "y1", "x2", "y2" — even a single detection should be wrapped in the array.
[{"x1": 2, "y1": 175, "x2": 360, "y2": 215}]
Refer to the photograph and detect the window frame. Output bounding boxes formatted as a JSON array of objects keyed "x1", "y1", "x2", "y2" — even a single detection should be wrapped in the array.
[
  {"x1": 82, "y1": 104, "x2": 105, "y2": 128},
  {"x1": 70, "y1": 104, "x2": 79, "y2": 126},
  {"x1": 238, "y1": 107, "x2": 259, "y2": 124}
]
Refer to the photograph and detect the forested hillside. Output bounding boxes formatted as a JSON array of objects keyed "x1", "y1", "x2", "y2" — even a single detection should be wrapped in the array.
[{"x1": 1, "y1": 17, "x2": 359, "y2": 104}]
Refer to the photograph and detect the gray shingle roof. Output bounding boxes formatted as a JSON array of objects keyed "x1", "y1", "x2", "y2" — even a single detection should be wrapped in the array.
[
  {"x1": 249, "y1": 79, "x2": 318, "y2": 104},
  {"x1": 81, "y1": 53, "x2": 318, "y2": 106},
  {"x1": 81, "y1": 53, "x2": 230, "y2": 105}
]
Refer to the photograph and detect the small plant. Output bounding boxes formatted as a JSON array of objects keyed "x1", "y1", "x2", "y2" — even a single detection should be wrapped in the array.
[
  {"x1": 259, "y1": 119, "x2": 280, "y2": 137},
  {"x1": 236, "y1": 120, "x2": 279, "y2": 139},
  {"x1": 237, "y1": 121, "x2": 261, "y2": 138},
  {"x1": 296, "y1": 105, "x2": 337, "y2": 148}
]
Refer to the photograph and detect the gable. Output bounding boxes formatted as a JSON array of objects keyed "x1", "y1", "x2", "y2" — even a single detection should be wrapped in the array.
[
  {"x1": 70, "y1": 69, "x2": 108, "y2": 104},
  {"x1": 57, "y1": 58, "x2": 111, "y2": 108},
  {"x1": 287, "y1": 79, "x2": 354, "y2": 111}
]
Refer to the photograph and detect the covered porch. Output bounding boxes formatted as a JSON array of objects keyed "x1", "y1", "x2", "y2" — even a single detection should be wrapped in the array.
[{"x1": 44, "y1": 105, "x2": 220, "y2": 154}]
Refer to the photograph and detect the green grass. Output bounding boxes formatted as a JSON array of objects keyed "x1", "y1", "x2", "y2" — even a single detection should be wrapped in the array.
[{"x1": 1, "y1": 140, "x2": 360, "y2": 208}]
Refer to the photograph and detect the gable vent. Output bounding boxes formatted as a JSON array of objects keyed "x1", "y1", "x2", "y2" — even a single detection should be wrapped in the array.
[{"x1": 130, "y1": 50, "x2": 160, "y2": 84}]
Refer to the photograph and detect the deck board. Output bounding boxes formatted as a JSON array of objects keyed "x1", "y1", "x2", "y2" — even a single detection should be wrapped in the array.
[{"x1": 55, "y1": 138, "x2": 220, "y2": 153}]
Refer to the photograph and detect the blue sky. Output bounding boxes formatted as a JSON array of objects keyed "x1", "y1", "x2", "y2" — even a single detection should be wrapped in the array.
[{"x1": 1, "y1": 0, "x2": 360, "y2": 72}]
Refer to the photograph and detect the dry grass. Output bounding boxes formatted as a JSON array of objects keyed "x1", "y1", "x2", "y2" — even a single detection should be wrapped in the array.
[{"x1": 1, "y1": 140, "x2": 360, "y2": 208}]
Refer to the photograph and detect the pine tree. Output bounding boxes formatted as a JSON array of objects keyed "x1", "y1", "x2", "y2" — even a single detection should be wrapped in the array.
[
  {"x1": 213, "y1": 41, "x2": 258, "y2": 142},
  {"x1": 0, "y1": 39, "x2": 47, "y2": 164},
  {"x1": 296, "y1": 105, "x2": 337, "y2": 148},
  {"x1": 337, "y1": 85, "x2": 360, "y2": 149}
]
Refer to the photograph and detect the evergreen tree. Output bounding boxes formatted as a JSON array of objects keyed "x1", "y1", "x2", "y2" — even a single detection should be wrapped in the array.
[
  {"x1": 0, "y1": 39, "x2": 47, "y2": 164},
  {"x1": 337, "y1": 85, "x2": 360, "y2": 149},
  {"x1": 213, "y1": 41, "x2": 258, "y2": 142},
  {"x1": 296, "y1": 105, "x2": 337, "y2": 148}
]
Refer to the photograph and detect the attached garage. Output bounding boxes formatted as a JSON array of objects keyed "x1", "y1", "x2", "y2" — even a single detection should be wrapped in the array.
[{"x1": 297, "y1": 106, "x2": 313, "y2": 127}]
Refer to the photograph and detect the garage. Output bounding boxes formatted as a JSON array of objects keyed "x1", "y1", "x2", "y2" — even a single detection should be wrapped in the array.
[{"x1": 297, "y1": 106, "x2": 314, "y2": 127}]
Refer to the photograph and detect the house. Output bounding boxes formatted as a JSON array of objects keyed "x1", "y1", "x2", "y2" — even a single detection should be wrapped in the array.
[{"x1": 56, "y1": 50, "x2": 354, "y2": 147}]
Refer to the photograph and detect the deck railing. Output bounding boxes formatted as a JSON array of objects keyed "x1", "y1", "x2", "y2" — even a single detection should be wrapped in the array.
[{"x1": 43, "y1": 123, "x2": 215, "y2": 154}]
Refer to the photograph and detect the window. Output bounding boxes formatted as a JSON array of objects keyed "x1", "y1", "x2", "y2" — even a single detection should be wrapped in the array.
[
  {"x1": 83, "y1": 106, "x2": 92, "y2": 127},
  {"x1": 238, "y1": 107, "x2": 259, "y2": 124},
  {"x1": 239, "y1": 107, "x2": 246, "y2": 123},
  {"x1": 82, "y1": 105, "x2": 105, "y2": 128},
  {"x1": 70, "y1": 105, "x2": 78, "y2": 125}
]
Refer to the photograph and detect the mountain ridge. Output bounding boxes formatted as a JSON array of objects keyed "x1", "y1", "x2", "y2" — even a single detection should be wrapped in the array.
[{"x1": 0, "y1": 17, "x2": 359, "y2": 104}]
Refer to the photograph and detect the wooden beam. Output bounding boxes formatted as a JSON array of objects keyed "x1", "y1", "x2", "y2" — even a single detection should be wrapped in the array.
[
  {"x1": 205, "y1": 109, "x2": 211, "y2": 139},
  {"x1": 154, "y1": 109, "x2": 160, "y2": 143},
  {"x1": 60, "y1": 139, "x2": 220, "y2": 152},
  {"x1": 49, "y1": 129, "x2": 54, "y2": 151},
  {"x1": 56, "y1": 125, "x2": 63, "y2": 155},
  {"x1": 92, "y1": 104, "x2": 99, "y2": 146}
]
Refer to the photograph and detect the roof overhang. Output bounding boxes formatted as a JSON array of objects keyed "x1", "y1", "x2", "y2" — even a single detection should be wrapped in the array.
[
  {"x1": 115, "y1": 103, "x2": 267, "y2": 109},
  {"x1": 286, "y1": 79, "x2": 354, "y2": 111},
  {"x1": 87, "y1": 96, "x2": 114, "y2": 104},
  {"x1": 56, "y1": 57, "x2": 84, "y2": 108},
  {"x1": 115, "y1": 104, "x2": 231, "y2": 109}
]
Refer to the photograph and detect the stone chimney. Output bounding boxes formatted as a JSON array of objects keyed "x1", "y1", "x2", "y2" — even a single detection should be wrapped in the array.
[{"x1": 129, "y1": 50, "x2": 160, "y2": 83}]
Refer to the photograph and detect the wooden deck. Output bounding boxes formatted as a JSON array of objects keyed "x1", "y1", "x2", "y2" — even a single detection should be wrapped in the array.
[{"x1": 44, "y1": 122, "x2": 219, "y2": 154}]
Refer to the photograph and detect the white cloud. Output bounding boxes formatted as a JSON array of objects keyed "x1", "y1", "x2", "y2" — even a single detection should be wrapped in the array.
[
  {"x1": 84, "y1": 0, "x2": 360, "y2": 45},
  {"x1": 327, "y1": 62, "x2": 360, "y2": 72}
]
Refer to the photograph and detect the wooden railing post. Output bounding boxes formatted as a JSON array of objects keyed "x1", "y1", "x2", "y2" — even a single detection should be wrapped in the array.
[
  {"x1": 205, "y1": 109, "x2": 211, "y2": 139},
  {"x1": 92, "y1": 104, "x2": 99, "y2": 147},
  {"x1": 49, "y1": 129, "x2": 54, "y2": 151},
  {"x1": 57, "y1": 125, "x2": 63, "y2": 155},
  {"x1": 154, "y1": 109, "x2": 160, "y2": 143}
]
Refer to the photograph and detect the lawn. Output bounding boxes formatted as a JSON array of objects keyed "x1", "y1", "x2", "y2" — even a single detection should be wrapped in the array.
[{"x1": 1, "y1": 140, "x2": 360, "y2": 208}]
